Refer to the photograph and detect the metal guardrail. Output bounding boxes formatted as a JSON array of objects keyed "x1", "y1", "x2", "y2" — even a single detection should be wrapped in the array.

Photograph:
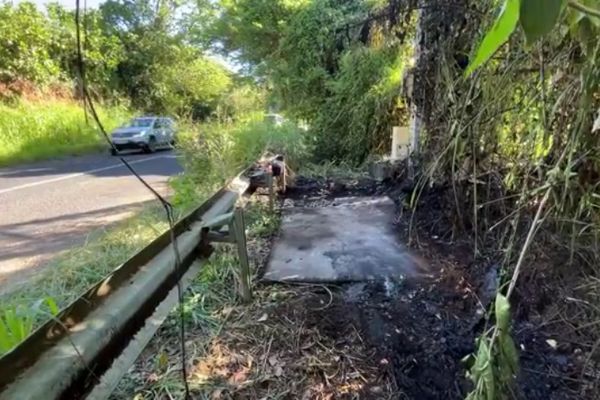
[{"x1": 0, "y1": 168, "x2": 264, "y2": 400}]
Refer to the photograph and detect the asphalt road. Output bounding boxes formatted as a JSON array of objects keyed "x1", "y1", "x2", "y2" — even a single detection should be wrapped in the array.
[{"x1": 0, "y1": 150, "x2": 182, "y2": 293}]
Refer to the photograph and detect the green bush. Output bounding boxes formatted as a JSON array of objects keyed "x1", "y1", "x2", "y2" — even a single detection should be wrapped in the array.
[
  {"x1": 309, "y1": 45, "x2": 408, "y2": 162},
  {"x1": 0, "y1": 100, "x2": 130, "y2": 165}
]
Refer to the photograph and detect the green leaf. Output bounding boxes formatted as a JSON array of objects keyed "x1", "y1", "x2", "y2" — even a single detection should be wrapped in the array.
[
  {"x1": 499, "y1": 333, "x2": 520, "y2": 378},
  {"x1": 466, "y1": 0, "x2": 521, "y2": 76},
  {"x1": 471, "y1": 338, "x2": 491, "y2": 381},
  {"x1": 4, "y1": 309, "x2": 21, "y2": 338},
  {"x1": 158, "y1": 351, "x2": 169, "y2": 370},
  {"x1": 0, "y1": 320, "x2": 13, "y2": 353},
  {"x1": 520, "y1": 0, "x2": 565, "y2": 44},
  {"x1": 495, "y1": 293, "x2": 511, "y2": 331},
  {"x1": 482, "y1": 357, "x2": 496, "y2": 400},
  {"x1": 45, "y1": 297, "x2": 59, "y2": 316}
]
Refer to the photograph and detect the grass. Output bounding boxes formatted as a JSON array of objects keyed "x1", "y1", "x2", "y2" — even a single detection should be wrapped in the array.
[
  {"x1": 0, "y1": 205, "x2": 172, "y2": 355},
  {"x1": 0, "y1": 99, "x2": 131, "y2": 166},
  {"x1": 175, "y1": 118, "x2": 311, "y2": 191}
]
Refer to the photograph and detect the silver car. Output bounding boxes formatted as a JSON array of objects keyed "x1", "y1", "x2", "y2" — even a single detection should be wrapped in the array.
[{"x1": 110, "y1": 116, "x2": 176, "y2": 155}]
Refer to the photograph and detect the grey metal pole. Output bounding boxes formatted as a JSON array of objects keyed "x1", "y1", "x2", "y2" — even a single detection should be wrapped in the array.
[
  {"x1": 231, "y1": 207, "x2": 252, "y2": 302},
  {"x1": 266, "y1": 171, "x2": 274, "y2": 212}
]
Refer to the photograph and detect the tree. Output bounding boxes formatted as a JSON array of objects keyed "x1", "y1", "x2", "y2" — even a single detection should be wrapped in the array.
[
  {"x1": 0, "y1": 2, "x2": 59, "y2": 84},
  {"x1": 210, "y1": 0, "x2": 410, "y2": 162},
  {"x1": 210, "y1": 0, "x2": 308, "y2": 70},
  {"x1": 155, "y1": 55, "x2": 232, "y2": 118}
]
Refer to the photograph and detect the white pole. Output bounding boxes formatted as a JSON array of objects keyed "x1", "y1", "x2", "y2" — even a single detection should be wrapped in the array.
[{"x1": 409, "y1": 8, "x2": 424, "y2": 163}]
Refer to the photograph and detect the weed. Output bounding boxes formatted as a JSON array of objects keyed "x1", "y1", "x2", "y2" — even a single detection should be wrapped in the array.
[
  {"x1": 175, "y1": 118, "x2": 311, "y2": 189},
  {"x1": 0, "y1": 297, "x2": 59, "y2": 355}
]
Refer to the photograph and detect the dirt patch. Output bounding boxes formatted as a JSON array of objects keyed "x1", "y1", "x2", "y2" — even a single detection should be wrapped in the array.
[
  {"x1": 258, "y1": 176, "x2": 593, "y2": 399},
  {"x1": 390, "y1": 181, "x2": 598, "y2": 399},
  {"x1": 191, "y1": 286, "x2": 392, "y2": 399}
]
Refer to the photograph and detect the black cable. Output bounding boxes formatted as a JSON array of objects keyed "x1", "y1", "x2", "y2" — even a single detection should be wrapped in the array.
[
  {"x1": 82, "y1": 0, "x2": 89, "y2": 124},
  {"x1": 74, "y1": 1, "x2": 191, "y2": 397}
]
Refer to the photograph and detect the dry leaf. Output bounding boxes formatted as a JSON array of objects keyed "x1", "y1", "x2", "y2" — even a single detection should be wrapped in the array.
[
  {"x1": 221, "y1": 306, "x2": 234, "y2": 316},
  {"x1": 274, "y1": 365, "x2": 283, "y2": 376},
  {"x1": 546, "y1": 339, "x2": 558, "y2": 349},
  {"x1": 257, "y1": 313, "x2": 268, "y2": 322},
  {"x1": 593, "y1": 110, "x2": 600, "y2": 133},
  {"x1": 146, "y1": 373, "x2": 159, "y2": 383},
  {"x1": 230, "y1": 367, "x2": 249, "y2": 384}
]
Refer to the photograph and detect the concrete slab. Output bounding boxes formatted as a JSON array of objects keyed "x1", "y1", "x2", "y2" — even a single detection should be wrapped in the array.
[{"x1": 264, "y1": 196, "x2": 419, "y2": 282}]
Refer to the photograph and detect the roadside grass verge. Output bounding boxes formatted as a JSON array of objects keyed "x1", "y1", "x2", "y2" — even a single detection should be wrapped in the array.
[
  {"x1": 0, "y1": 204, "x2": 172, "y2": 354},
  {"x1": 174, "y1": 119, "x2": 310, "y2": 193},
  {"x1": 0, "y1": 100, "x2": 130, "y2": 166},
  {"x1": 0, "y1": 119, "x2": 308, "y2": 355},
  {"x1": 110, "y1": 199, "x2": 283, "y2": 398}
]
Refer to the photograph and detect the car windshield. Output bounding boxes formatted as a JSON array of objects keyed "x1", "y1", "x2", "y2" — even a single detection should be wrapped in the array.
[{"x1": 128, "y1": 118, "x2": 154, "y2": 128}]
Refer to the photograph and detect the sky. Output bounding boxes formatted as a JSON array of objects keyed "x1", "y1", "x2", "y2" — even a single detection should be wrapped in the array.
[{"x1": 15, "y1": 0, "x2": 104, "y2": 9}]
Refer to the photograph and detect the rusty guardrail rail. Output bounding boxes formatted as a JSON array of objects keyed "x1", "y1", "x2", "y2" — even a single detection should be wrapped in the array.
[{"x1": 0, "y1": 166, "x2": 271, "y2": 400}]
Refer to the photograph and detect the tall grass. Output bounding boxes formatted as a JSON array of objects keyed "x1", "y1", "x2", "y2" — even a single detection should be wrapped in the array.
[
  {"x1": 0, "y1": 100, "x2": 130, "y2": 166},
  {"x1": 171, "y1": 118, "x2": 310, "y2": 207}
]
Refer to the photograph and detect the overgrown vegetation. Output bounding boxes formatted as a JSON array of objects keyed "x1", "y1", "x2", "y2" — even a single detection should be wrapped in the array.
[
  {"x1": 0, "y1": 114, "x2": 306, "y2": 355},
  {"x1": 0, "y1": 99, "x2": 129, "y2": 165},
  {"x1": 400, "y1": 1, "x2": 600, "y2": 398},
  {"x1": 0, "y1": 0, "x2": 232, "y2": 117},
  {"x1": 3, "y1": 0, "x2": 600, "y2": 398},
  {"x1": 212, "y1": 0, "x2": 411, "y2": 163},
  {"x1": 0, "y1": 0, "x2": 241, "y2": 164},
  {"x1": 173, "y1": 119, "x2": 309, "y2": 206}
]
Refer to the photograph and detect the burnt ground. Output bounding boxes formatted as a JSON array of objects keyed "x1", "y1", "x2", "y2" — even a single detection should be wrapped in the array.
[
  {"x1": 116, "y1": 174, "x2": 598, "y2": 399},
  {"x1": 249, "y1": 175, "x2": 596, "y2": 400}
]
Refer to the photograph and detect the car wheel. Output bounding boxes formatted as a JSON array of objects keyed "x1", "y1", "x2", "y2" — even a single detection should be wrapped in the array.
[
  {"x1": 110, "y1": 147, "x2": 118, "y2": 156},
  {"x1": 144, "y1": 137, "x2": 157, "y2": 153}
]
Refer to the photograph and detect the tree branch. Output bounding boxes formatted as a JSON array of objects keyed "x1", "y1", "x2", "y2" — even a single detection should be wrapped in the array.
[{"x1": 568, "y1": 0, "x2": 600, "y2": 19}]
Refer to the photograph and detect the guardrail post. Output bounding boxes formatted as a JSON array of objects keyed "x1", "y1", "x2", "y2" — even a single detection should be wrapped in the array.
[
  {"x1": 231, "y1": 207, "x2": 252, "y2": 303},
  {"x1": 266, "y1": 171, "x2": 274, "y2": 212}
]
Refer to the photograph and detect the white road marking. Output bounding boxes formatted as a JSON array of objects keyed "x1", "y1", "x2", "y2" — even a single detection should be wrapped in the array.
[
  {"x1": 0, "y1": 167, "x2": 53, "y2": 176},
  {"x1": 0, "y1": 155, "x2": 174, "y2": 195}
]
